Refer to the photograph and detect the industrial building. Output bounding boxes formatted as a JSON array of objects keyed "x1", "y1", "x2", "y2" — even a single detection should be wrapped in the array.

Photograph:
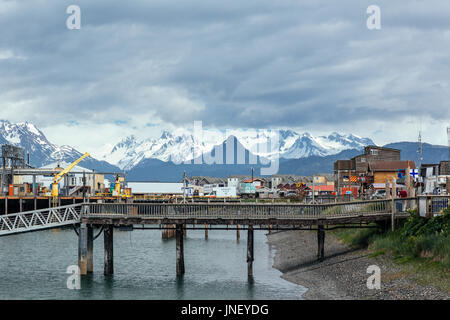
[{"x1": 333, "y1": 145, "x2": 416, "y2": 198}]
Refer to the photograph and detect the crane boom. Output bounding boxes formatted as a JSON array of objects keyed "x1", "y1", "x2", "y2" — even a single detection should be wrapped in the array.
[
  {"x1": 53, "y1": 152, "x2": 91, "y2": 184},
  {"x1": 51, "y1": 152, "x2": 91, "y2": 202}
]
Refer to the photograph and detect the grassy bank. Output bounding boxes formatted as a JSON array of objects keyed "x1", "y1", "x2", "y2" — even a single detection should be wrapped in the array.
[{"x1": 333, "y1": 207, "x2": 450, "y2": 292}]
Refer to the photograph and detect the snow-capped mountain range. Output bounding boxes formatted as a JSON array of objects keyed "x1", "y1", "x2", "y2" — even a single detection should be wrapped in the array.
[
  {"x1": 100, "y1": 128, "x2": 374, "y2": 170},
  {"x1": 0, "y1": 119, "x2": 375, "y2": 171},
  {"x1": 0, "y1": 120, "x2": 118, "y2": 171}
]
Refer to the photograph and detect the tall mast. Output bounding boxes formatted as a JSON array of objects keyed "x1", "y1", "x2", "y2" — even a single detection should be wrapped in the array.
[{"x1": 417, "y1": 130, "x2": 423, "y2": 168}]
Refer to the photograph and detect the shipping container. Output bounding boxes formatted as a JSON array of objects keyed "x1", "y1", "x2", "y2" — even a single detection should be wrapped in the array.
[
  {"x1": 126, "y1": 182, "x2": 184, "y2": 195},
  {"x1": 210, "y1": 187, "x2": 237, "y2": 198}
]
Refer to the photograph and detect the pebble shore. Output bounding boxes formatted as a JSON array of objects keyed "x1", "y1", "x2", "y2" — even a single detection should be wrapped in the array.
[{"x1": 267, "y1": 230, "x2": 449, "y2": 300}]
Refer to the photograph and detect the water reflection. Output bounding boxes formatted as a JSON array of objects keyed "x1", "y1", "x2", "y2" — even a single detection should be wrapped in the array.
[{"x1": 0, "y1": 228, "x2": 305, "y2": 300}]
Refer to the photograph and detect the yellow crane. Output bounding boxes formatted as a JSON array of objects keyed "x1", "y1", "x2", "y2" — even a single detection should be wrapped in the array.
[{"x1": 51, "y1": 152, "x2": 91, "y2": 205}]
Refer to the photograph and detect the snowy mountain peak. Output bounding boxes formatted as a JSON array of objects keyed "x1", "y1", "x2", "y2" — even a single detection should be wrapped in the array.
[
  {"x1": 112, "y1": 135, "x2": 138, "y2": 152},
  {"x1": 160, "y1": 130, "x2": 174, "y2": 140}
]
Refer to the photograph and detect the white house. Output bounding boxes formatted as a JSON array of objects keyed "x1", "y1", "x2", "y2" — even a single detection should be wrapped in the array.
[{"x1": 420, "y1": 162, "x2": 450, "y2": 194}]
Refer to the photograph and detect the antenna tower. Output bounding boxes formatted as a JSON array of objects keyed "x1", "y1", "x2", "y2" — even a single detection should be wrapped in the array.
[{"x1": 417, "y1": 130, "x2": 423, "y2": 167}]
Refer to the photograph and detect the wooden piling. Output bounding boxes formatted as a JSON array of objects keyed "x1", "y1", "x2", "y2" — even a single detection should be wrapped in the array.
[
  {"x1": 237, "y1": 224, "x2": 240, "y2": 242},
  {"x1": 87, "y1": 225, "x2": 94, "y2": 273},
  {"x1": 162, "y1": 225, "x2": 169, "y2": 239},
  {"x1": 78, "y1": 223, "x2": 88, "y2": 275},
  {"x1": 385, "y1": 179, "x2": 391, "y2": 199},
  {"x1": 317, "y1": 225, "x2": 325, "y2": 261},
  {"x1": 247, "y1": 225, "x2": 254, "y2": 277},
  {"x1": 162, "y1": 224, "x2": 176, "y2": 239},
  {"x1": 205, "y1": 224, "x2": 208, "y2": 239},
  {"x1": 104, "y1": 225, "x2": 114, "y2": 275},
  {"x1": 176, "y1": 224, "x2": 185, "y2": 276}
]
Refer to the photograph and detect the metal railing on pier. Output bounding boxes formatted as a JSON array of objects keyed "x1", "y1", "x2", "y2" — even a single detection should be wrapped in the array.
[{"x1": 85, "y1": 198, "x2": 418, "y2": 220}]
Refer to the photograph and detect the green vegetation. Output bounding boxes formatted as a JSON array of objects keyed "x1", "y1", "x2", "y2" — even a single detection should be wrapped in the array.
[{"x1": 333, "y1": 207, "x2": 450, "y2": 291}]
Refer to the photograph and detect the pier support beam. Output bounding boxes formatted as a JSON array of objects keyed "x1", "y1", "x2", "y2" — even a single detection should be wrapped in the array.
[
  {"x1": 247, "y1": 225, "x2": 254, "y2": 277},
  {"x1": 104, "y1": 225, "x2": 114, "y2": 275},
  {"x1": 237, "y1": 224, "x2": 240, "y2": 242},
  {"x1": 78, "y1": 223, "x2": 88, "y2": 275},
  {"x1": 87, "y1": 225, "x2": 94, "y2": 273},
  {"x1": 317, "y1": 225, "x2": 325, "y2": 262},
  {"x1": 205, "y1": 224, "x2": 208, "y2": 239},
  {"x1": 176, "y1": 224, "x2": 185, "y2": 276}
]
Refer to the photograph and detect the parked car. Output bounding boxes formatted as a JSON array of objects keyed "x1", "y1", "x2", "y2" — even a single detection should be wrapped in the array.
[
  {"x1": 370, "y1": 189, "x2": 386, "y2": 199},
  {"x1": 285, "y1": 191, "x2": 298, "y2": 198}
]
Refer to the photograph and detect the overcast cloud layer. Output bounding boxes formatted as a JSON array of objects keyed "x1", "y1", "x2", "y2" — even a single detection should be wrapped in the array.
[{"x1": 0, "y1": 0, "x2": 449, "y2": 156}]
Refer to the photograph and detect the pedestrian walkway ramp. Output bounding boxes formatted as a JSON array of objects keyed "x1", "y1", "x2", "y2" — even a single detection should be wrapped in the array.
[{"x1": 0, "y1": 204, "x2": 83, "y2": 236}]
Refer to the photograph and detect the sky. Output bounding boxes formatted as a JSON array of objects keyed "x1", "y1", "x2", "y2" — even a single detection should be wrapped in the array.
[{"x1": 0, "y1": 0, "x2": 449, "y2": 157}]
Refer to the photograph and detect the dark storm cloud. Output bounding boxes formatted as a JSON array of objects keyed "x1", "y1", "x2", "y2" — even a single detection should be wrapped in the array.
[{"x1": 0, "y1": 0, "x2": 449, "y2": 131}]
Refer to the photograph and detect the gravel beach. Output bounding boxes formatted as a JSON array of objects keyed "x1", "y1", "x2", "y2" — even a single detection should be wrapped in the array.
[{"x1": 267, "y1": 230, "x2": 449, "y2": 300}]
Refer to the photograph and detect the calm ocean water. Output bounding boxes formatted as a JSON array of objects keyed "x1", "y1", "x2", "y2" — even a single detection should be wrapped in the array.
[{"x1": 0, "y1": 227, "x2": 306, "y2": 299}]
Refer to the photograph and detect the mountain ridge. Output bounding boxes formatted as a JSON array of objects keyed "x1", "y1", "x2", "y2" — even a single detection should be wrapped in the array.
[{"x1": 101, "y1": 128, "x2": 375, "y2": 170}]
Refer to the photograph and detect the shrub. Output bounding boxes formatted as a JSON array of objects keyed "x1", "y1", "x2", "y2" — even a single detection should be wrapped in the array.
[{"x1": 338, "y1": 207, "x2": 450, "y2": 269}]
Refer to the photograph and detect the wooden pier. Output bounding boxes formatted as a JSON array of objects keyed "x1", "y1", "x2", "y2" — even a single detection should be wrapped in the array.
[
  {"x1": 3, "y1": 196, "x2": 441, "y2": 278},
  {"x1": 75, "y1": 199, "x2": 416, "y2": 277}
]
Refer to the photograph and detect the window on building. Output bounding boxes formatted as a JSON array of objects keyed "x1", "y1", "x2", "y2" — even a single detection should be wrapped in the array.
[
  {"x1": 360, "y1": 158, "x2": 366, "y2": 163},
  {"x1": 370, "y1": 149, "x2": 379, "y2": 155},
  {"x1": 420, "y1": 168, "x2": 426, "y2": 177}
]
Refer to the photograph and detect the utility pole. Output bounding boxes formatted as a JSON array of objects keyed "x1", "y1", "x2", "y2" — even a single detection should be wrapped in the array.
[
  {"x1": 82, "y1": 171, "x2": 86, "y2": 203},
  {"x1": 182, "y1": 171, "x2": 188, "y2": 204},
  {"x1": 312, "y1": 174, "x2": 315, "y2": 204},
  {"x1": 336, "y1": 169, "x2": 340, "y2": 202},
  {"x1": 251, "y1": 167, "x2": 255, "y2": 200}
]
